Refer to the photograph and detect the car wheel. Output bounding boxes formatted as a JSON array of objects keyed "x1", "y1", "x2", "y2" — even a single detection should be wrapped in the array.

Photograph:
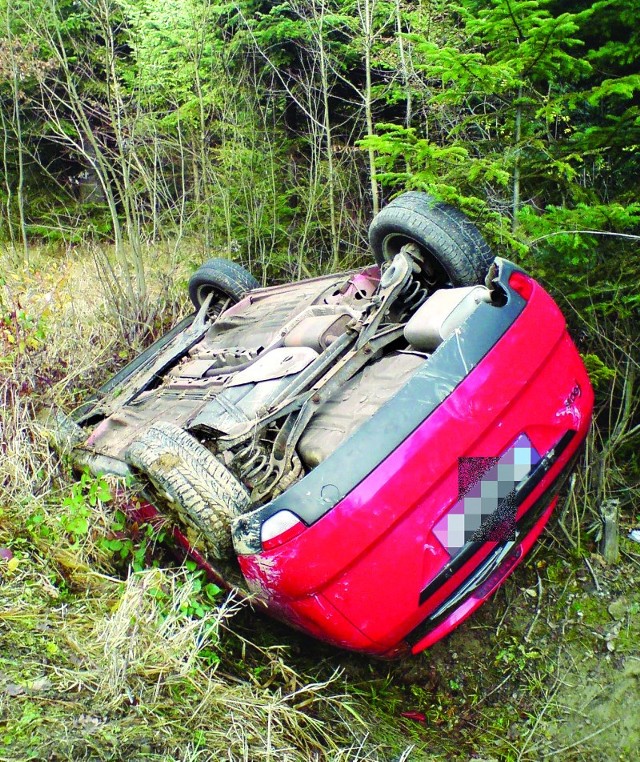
[
  {"x1": 368, "y1": 191, "x2": 494, "y2": 287},
  {"x1": 188, "y1": 258, "x2": 260, "y2": 316},
  {"x1": 125, "y1": 421, "x2": 250, "y2": 558}
]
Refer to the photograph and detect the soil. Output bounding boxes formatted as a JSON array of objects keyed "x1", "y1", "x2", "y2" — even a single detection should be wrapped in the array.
[{"x1": 232, "y1": 531, "x2": 640, "y2": 761}]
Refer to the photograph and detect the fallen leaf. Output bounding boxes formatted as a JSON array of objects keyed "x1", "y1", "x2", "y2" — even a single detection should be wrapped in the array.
[
  {"x1": 4, "y1": 683, "x2": 25, "y2": 697},
  {"x1": 28, "y1": 677, "x2": 52, "y2": 692},
  {"x1": 401, "y1": 711, "x2": 427, "y2": 724}
]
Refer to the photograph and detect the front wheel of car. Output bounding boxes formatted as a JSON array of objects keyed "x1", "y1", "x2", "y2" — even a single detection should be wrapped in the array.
[
  {"x1": 368, "y1": 191, "x2": 494, "y2": 287},
  {"x1": 125, "y1": 421, "x2": 250, "y2": 558},
  {"x1": 188, "y1": 258, "x2": 260, "y2": 316}
]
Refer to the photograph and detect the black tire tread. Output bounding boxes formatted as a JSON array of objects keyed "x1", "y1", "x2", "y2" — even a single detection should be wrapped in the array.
[
  {"x1": 369, "y1": 192, "x2": 494, "y2": 286},
  {"x1": 188, "y1": 258, "x2": 259, "y2": 312},
  {"x1": 125, "y1": 421, "x2": 250, "y2": 557},
  {"x1": 146, "y1": 422, "x2": 249, "y2": 504}
]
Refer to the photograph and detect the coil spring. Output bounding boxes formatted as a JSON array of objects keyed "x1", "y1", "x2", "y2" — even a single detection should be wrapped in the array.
[
  {"x1": 234, "y1": 442, "x2": 271, "y2": 484},
  {"x1": 399, "y1": 276, "x2": 429, "y2": 315}
]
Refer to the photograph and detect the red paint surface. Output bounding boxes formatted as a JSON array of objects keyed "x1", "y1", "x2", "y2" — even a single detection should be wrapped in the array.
[{"x1": 238, "y1": 279, "x2": 594, "y2": 655}]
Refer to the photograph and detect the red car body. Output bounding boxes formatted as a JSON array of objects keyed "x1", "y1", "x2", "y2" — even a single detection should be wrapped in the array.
[
  {"x1": 230, "y1": 263, "x2": 592, "y2": 656},
  {"x1": 63, "y1": 251, "x2": 592, "y2": 658}
]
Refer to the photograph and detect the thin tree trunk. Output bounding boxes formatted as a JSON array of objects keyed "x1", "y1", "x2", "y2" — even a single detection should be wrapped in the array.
[
  {"x1": 6, "y1": 1, "x2": 29, "y2": 260},
  {"x1": 99, "y1": 0, "x2": 147, "y2": 315},
  {"x1": 12, "y1": 84, "x2": 28, "y2": 262},
  {"x1": 395, "y1": 0, "x2": 412, "y2": 129},
  {"x1": 0, "y1": 107, "x2": 16, "y2": 246},
  {"x1": 363, "y1": 0, "x2": 379, "y2": 216},
  {"x1": 193, "y1": 49, "x2": 211, "y2": 251},
  {"x1": 41, "y1": 3, "x2": 131, "y2": 304},
  {"x1": 512, "y1": 83, "x2": 523, "y2": 232},
  {"x1": 316, "y1": 2, "x2": 340, "y2": 271}
]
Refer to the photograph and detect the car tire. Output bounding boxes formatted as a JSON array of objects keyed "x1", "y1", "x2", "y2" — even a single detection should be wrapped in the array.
[
  {"x1": 125, "y1": 421, "x2": 250, "y2": 558},
  {"x1": 188, "y1": 258, "x2": 260, "y2": 316},
  {"x1": 368, "y1": 191, "x2": 494, "y2": 287}
]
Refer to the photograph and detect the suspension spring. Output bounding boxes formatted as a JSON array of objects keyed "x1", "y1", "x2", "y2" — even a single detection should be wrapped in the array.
[
  {"x1": 234, "y1": 442, "x2": 271, "y2": 485},
  {"x1": 399, "y1": 276, "x2": 429, "y2": 316}
]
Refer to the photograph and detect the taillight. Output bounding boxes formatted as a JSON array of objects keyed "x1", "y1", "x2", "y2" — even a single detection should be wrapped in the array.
[
  {"x1": 261, "y1": 510, "x2": 305, "y2": 550},
  {"x1": 509, "y1": 271, "x2": 534, "y2": 300}
]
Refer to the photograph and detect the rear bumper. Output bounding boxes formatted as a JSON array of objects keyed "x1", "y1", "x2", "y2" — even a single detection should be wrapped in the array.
[
  {"x1": 406, "y1": 434, "x2": 581, "y2": 653},
  {"x1": 239, "y1": 422, "x2": 588, "y2": 656}
]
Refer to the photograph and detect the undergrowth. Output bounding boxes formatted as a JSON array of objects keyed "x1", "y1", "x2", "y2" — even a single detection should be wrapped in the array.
[
  {"x1": 0, "y1": 246, "x2": 406, "y2": 761},
  {"x1": 1, "y1": 244, "x2": 638, "y2": 762}
]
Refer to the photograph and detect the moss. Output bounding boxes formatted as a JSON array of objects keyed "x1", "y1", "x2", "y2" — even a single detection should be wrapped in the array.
[{"x1": 569, "y1": 594, "x2": 610, "y2": 627}]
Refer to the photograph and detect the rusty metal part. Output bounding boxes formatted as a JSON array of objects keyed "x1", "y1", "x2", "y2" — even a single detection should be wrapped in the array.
[
  {"x1": 227, "y1": 347, "x2": 319, "y2": 387},
  {"x1": 101, "y1": 292, "x2": 216, "y2": 414},
  {"x1": 233, "y1": 440, "x2": 271, "y2": 486},
  {"x1": 240, "y1": 249, "x2": 426, "y2": 498},
  {"x1": 354, "y1": 249, "x2": 414, "y2": 349},
  {"x1": 212, "y1": 250, "x2": 416, "y2": 453},
  {"x1": 284, "y1": 313, "x2": 353, "y2": 353}
]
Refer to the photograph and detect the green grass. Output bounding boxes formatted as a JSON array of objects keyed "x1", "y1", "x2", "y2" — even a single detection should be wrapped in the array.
[{"x1": 1, "y1": 243, "x2": 639, "y2": 761}]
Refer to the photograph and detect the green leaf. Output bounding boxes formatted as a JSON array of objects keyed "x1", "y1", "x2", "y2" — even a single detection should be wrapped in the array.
[{"x1": 66, "y1": 517, "x2": 89, "y2": 535}]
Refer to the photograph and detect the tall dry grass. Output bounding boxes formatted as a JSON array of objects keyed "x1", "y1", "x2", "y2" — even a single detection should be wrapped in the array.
[{"x1": 0, "y1": 245, "x2": 410, "y2": 762}]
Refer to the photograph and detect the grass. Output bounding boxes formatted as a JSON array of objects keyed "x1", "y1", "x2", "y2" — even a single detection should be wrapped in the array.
[
  {"x1": 0, "y1": 245, "x2": 400, "y2": 761},
  {"x1": 0, "y1": 564, "x2": 371, "y2": 760},
  {"x1": 1, "y1": 242, "x2": 639, "y2": 761}
]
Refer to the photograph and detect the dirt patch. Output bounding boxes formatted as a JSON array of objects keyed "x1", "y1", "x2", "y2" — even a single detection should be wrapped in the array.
[{"x1": 545, "y1": 656, "x2": 640, "y2": 760}]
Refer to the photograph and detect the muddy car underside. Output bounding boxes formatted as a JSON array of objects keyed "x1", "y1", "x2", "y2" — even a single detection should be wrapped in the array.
[{"x1": 73, "y1": 243, "x2": 494, "y2": 516}]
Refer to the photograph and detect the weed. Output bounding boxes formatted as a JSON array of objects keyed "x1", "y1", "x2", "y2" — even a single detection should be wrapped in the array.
[
  {"x1": 2, "y1": 244, "x2": 639, "y2": 762},
  {"x1": 59, "y1": 470, "x2": 111, "y2": 540},
  {"x1": 495, "y1": 637, "x2": 542, "y2": 672}
]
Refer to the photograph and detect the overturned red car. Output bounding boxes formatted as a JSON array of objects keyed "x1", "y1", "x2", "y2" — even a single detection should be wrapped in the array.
[{"x1": 50, "y1": 192, "x2": 593, "y2": 657}]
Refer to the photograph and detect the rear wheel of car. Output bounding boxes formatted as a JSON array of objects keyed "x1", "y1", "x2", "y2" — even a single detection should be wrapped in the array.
[
  {"x1": 368, "y1": 191, "x2": 494, "y2": 287},
  {"x1": 125, "y1": 421, "x2": 250, "y2": 558},
  {"x1": 188, "y1": 258, "x2": 260, "y2": 316}
]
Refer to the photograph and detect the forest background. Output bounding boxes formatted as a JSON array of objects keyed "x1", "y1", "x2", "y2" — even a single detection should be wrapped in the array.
[{"x1": 1, "y1": 1, "x2": 639, "y2": 760}]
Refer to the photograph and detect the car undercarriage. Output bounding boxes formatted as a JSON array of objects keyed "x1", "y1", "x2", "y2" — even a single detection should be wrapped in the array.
[{"x1": 44, "y1": 192, "x2": 594, "y2": 656}]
